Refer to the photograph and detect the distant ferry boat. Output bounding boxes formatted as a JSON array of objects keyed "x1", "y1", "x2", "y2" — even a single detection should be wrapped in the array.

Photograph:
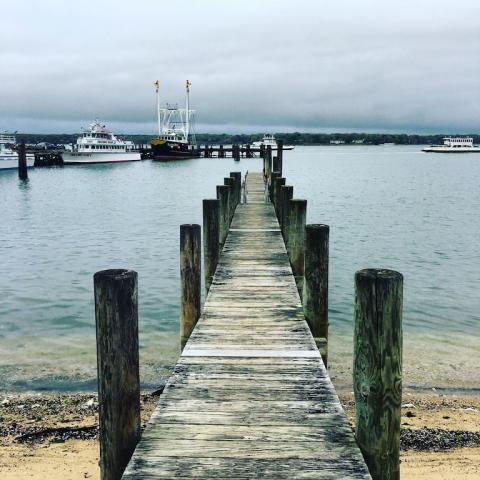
[
  {"x1": 61, "y1": 121, "x2": 141, "y2": 165},
  {"x1": 0, "y1": 132, "x2": 34, "y2": 171},
  {"x1": 422, "y1": 136, "x2": 480, "y2": 153},
  {"x1": 149, "y1": 80, "x2": 200, "y2": 161},
  {"x1": 252, "y1": 134, "x2": 294, "y2": 150}
]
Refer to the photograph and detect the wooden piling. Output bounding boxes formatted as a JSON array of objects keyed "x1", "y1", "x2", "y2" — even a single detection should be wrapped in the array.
[
  {"x1": 280, "y1": 185, "x2": 293, "y2": 241},
  {"x1": 224, "y1": 177, "x2": 235, "y2": 222},
  {"x1": 230, "y1": 171, "x2": 242, "y2": 206},
  {"x1": 286, "y1": 199, "x2": 307, "y2": 294},
  {"x1": 276, "y1": 139, "x2": 284, "y2": 175},
  {"x1": 219, "y1": 144, "x2": 224, "y2": 158},
  {"x1": 354, "y1": 268, "x2": 403, "y2": 480},
  {"x1": 303, "y1": 224, "x2": 329, "y2": 366},
  {"x1": 203, "y1": 200, "x2": 219, "y2": 293},
  {"x1": 274, "y1": 177, "x2": 285, "y2": 216},
  {"x1": 18, "y1": 140, "x2": 28, "y2": 180},
  {"x1": 216, "y1": 185, "x2": 230, "y2": 246},
  {"x1": 270, "y1": 171, "x2": 279, "y2": 203},
  {"x1": 266, "y1": 145, "x2": 272, "y2": 182},
  {"x1": 94, "y1": 269, "x2": 140, "y2": 480},
  {"x1": 260, "y1": 143, "x2": 265, "y2": 159},
  {"x1": 180, "y1": 224, "x2": 201, "y2": 351},
  {"x1": 272, "y1": 156, "x2": 281, "y2": 175}
]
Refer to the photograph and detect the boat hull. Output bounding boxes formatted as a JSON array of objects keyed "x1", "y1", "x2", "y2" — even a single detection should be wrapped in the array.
[
  {"x1": 150, "y1": 141, "x2": 200, "y2": 161},
  {"x1": 0, "y1": 157, "x2": 35, "y2": 171},
  {"x1": 62, "y1": 152, "x2": 142, "y2": 164},
  {"x1": 422, "y1": 147, "x2": 480, "y2": 153}
]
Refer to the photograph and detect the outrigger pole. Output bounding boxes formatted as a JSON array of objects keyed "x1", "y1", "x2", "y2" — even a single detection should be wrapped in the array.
[{"x1": 154, "y1": 80, "x2": 160, "y2": 137}]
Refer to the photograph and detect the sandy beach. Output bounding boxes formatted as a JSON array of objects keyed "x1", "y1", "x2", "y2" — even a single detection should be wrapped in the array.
[{"x1": 1, "y1": 391, "x2": 479, "y2": 479}]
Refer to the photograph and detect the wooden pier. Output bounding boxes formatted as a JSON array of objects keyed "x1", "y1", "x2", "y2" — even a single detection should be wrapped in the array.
[{"x1": 120, "y1": 172, "x2": 372, "y2": 479}]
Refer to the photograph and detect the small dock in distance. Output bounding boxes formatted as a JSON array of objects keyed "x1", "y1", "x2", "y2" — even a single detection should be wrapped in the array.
[{"x1": 121, "y1": 172, "x2": 371, "y2": 479}]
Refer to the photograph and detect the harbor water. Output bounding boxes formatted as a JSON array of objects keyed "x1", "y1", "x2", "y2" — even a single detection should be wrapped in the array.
[{"x1": 0, "y1": 146, "x2": 479, "y2": 393}]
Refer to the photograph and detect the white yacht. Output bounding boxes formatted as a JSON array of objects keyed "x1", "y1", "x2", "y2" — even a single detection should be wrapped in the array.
[
  {"x1": 252, "y1": 134, "x2": 294, "y2": 150},
  {"x1": 0, "y1": 133, "x2": 34, "y2": 171},
  {"x1": 62, "y1": 121, "x2": 141, "y2": 164},
  {"x1": 422, "y1": 136, "x2": 480, "y2": 153}
]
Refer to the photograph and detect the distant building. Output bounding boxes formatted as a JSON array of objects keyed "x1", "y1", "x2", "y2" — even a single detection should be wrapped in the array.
[
  {"x1": 330, "y1": 139, "x2": 345, "y2": 145},
  {"x1": 352, "y1": 139, "x2": 365, "y2": 144}
]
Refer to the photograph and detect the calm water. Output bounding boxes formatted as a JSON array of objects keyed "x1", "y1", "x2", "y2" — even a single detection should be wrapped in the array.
[{"x1": 1, "y1": 146, "x2": 479, "y2": 393}]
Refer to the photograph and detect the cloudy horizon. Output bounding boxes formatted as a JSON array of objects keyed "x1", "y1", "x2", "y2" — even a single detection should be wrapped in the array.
[{"x1": 2, "y1": 0, "x2": 479, "y2": 134}]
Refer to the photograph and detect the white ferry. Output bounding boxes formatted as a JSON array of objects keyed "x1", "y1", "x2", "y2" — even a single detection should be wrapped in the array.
[
  {"x1": 0, "y1": 132, "x2": 34, "y2": 171},
  {"x1": 422, "y1": 136, "x2": 480, "y2": 153},
  {"x1": 252, "y1": 134, "x2": 294, "y2": 150},
  {"x1": 62, "y1": 121, "x2": 141, "y2": 164}
]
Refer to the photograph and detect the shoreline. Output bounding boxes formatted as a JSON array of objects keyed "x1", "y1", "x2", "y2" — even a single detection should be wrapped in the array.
[{"x1": 1, "y1": 391, "x2": 479, "y2": 479}]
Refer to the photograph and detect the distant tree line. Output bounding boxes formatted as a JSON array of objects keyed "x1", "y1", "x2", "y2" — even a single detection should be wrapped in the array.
[{"x1": 16, "y1": 132, "x2": 480, "y2": 146}]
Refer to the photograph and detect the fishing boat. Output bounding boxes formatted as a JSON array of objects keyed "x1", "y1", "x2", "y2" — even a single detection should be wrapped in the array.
[
  {"x1": 0, "y1": 132, "x2": 34, "y2": 171},
  {"x1": 422, "y1": 136, "x2": 480, "y2": 153},
  {"x1": 149, "y1": 80, "x2": 200, "y2": 161},
  {"x1": 251, "y1": 134, "x2": 294, "y2": 150},
  {"x1": 61, "y1": 121, "x2": 141, "y2": 165}
]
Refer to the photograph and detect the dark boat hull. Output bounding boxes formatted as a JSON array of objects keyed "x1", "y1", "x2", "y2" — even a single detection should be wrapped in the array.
[{"x1": 149, "y1": 140, "x2": 200, "y2": 161}]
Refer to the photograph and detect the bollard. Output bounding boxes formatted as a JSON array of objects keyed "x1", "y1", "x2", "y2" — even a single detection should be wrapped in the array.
[
  {"x1": 287, "y1": 199, "x2": 307, "y2": 295},
  {"x1": 224, "y1": 177, "x2": 235, "y2": 222},
  {"x1": 18, "y1": 140, "x2": 28, "y2": 180},
  {"x1": 216, "y1": 185, "x2": 230, "y2": 246},
  {"x1": 203, "y1": 200, "x2": 219, "y2": 293},
  {"x1": 303, "y1": 224, "x2": 329, "y2": 366},
  {"x1": 276, "y1": 139, "x2": 284, "y2": 176},
  {"x1": 94, "y1": 269, "x2": 140, "y2": 480},
  {"x1": 354, "y1": 269, "x2": 403, "y2": 480},
  {"x1": 180, "y1": 224, "x2": 201, "y2": 351},
  {"x1": 280, "y1": 185, "x2": 293, "y2": 241},
  {"x1": 230, "y1": 171, "x2": 242, "y2": 206}
]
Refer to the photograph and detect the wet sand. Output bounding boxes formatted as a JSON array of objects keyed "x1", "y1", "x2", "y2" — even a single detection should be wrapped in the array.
[{"x1": 1, "y1": 391, "x2": 479, "y2": 479}]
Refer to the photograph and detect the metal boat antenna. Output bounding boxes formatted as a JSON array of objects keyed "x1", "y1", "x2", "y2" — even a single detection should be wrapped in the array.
[
  {"x1": 185, "y1": 80, "x2": 191, "y2": 141},
  {"x1": 154, "y1": 80, "x2": 160, "y2": 138}
]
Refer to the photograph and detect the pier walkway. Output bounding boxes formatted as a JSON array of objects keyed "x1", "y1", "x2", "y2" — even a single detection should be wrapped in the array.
[{"x1": 123, "y1": 172, "x2": 371, "y2": 479}]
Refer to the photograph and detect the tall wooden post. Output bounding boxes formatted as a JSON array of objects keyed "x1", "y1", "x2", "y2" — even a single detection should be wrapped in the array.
[
  {"x1": 280, "y1": 185, "x2": 293, "y2": 241},
  {"x1": 274, "y1": 177, "x2": 285, "y2": 217},
  {"x1": 219, "y1": 144, "x2": 224, "y2": 158},
  {"x1": 260, "y1": 143, "x2": 265, "y2": 160},
  {"x1": 270, "y1": 171, "x2": 279, "y2": 203},
  {"x1": 266, "y1": 145, "x2": 272, "y2": 182},
  {"x1": 216, "y1": 185, "x2": 230, "y2": 246},
  {"x1": 180, "y1": 224, "x2": 201, "y2": 351},
  {"x1": 272, "y1": 156, "x2": 281, "y2": 175},
  {"x1": 224, "y1": 177, "x2": 235, "y2": 222},
  {"x1": 287, "y1": 199, "x2": 307, "y2": 294},
  {"x1": 354, "y1": 269, "x2": 403, "y2": 480},
  {"x1": 203, "y1": 200, "x2": 219, "y2": 294},
  {"x1": 230, "y1": 171, "x2": 241, "y2": 205},
  {"x1": 303, "y1": 224, "x2": 329, "y2": 366},
  {"x1": 94, "y1": 269, "x2": 140, "y2": 480},
  {"x1": 276, "y1": 139, "x2": 284, "y2": 176},
  {"x1": 18, "y1": 140, "x2": 28, "y2": 180}
]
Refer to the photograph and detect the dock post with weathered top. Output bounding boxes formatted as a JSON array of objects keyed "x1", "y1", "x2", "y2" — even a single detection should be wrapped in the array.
[
  {"x1": 287, "y1": 199, "x2": 307, "y2": 295},
  {"x1": 276, "y1": 139, "x2": 284, "y2": 175},
  {"x1": 280, "y1": 185, "x2": 293, "y2": 241},
  {"x1": 354, "y1": 268, "x2": 403, "y2": 480},
  {"x1": 94, "y1": 269, "x2": 140, "y2": 480},
  {"x1": 303, "y1": 224, "x2": 330, "y2": 366},
  {"x1": 230, "y1": 171, "x2": 241, "y2": 206},
  {"x1": 203, "y1": 200, "x2": 219, "y2": 294},
  {"x1": 216, "y1": 184, "x2": 230, "y2": 246},
  {"x1": 180, "y1": 224, "x2": 201, "y2": 351}
]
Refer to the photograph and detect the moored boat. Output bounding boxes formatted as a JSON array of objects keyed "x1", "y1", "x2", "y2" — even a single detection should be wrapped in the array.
[
  {"x1": 149, "y1": 80, "x2": 200, "y2": 161},
  {"x1": 61, "y1": 121, "x2": 141, "y2": 165},
  {"x1": 422, "y1": 136, "x2": 480, "y2": 153},
  {"x1": 251, "y1": 134, "x2": 294, "y2": 150},
  {"x1": 0, "y1": 132, "x2": 34, "y2": 171}
]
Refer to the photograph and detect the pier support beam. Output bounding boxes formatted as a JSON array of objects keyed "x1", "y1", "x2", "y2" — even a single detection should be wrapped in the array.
[
  {"x1": 94, "y1": 269, "x2": 140, "y2": 480},
  {"x1": 274, "y1": 176, "x2": 285, "y2": 218},
  {"x1": 216, "y1": 185, "x2": 230, "y2": 246},
  {"x1": 180, "y1": 224, "x2": 201, "y2": 351},
  {"x1": 224, "y1": 177, "x2": 235, "y2": 223},
  {"x1": 303, "y1": 224, "x2": 329, "y2": 366},
  {"x1": 18, "y1": 140, "x2": 28, "y2": 180},
  {"x1": 280, "y1": 185, "x2": 293, "y2": 241},
  {"x1": 203, "y1": 200, "x2": 219, "y2": 293},
  {"x1": 354, "y1": 268, "x2": 403, "y2": 480},
  {"x1": 287, "y1": 199, "x2": 307, "y2": 295},
  {"x1": 276, "y1": 139, "x2": 284, "y2": 176},
  {"x1": 230, "y1": 171, "x2": 242, "y2": 206}
]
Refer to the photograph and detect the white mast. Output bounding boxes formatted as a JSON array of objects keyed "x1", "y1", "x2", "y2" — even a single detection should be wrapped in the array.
[
  {"x1": 185, "y1": 80, "x2": 191, "y2": 141},
  {"x1": 154, "y1": 80, "x2": 160, "y2": 137}
]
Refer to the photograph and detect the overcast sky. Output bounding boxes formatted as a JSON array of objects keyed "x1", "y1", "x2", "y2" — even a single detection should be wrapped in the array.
[{"x1": 2, "y1": 0, "x2": 479, "y2": 134}]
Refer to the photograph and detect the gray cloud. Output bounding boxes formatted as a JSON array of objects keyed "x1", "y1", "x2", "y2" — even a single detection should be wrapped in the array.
[{"x1": 1, "y1": 0, "x2": 479, "y2": 133}]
